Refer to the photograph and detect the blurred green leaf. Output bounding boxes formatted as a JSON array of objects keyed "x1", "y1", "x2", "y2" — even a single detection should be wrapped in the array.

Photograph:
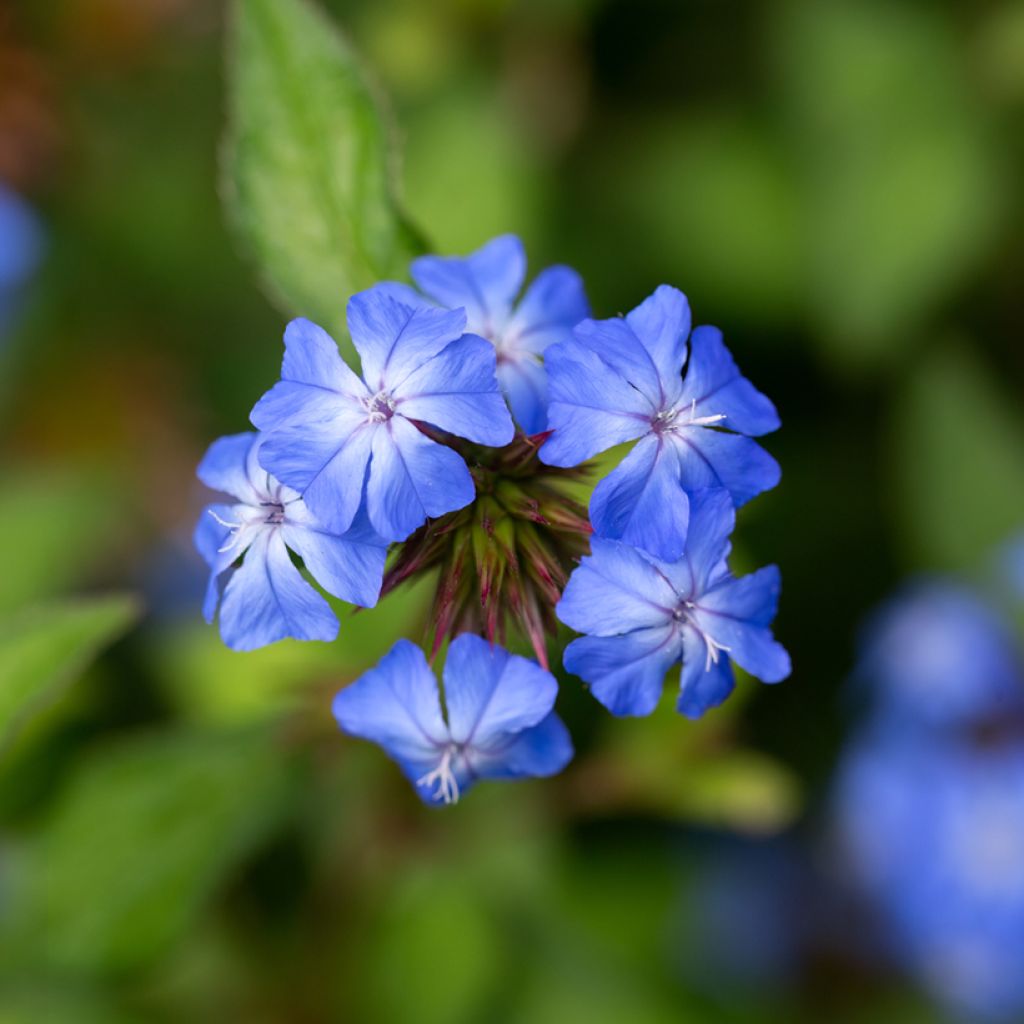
[
  {"x1": 356, "y1": 865, "x2": 505, "y2": 1024},
  {"x1": 0, "y1": 986, "x2": 140, "y2": 1024},
  {"x1": 0, "y1": 595, "x2": 140, "y2": 755},
  {"x1": 568, "y1": 689, "x2": 800, "y2": 832},
  {"x1": 3, "y1": 728, "x2": 292, "y2": 974},
  {"x1": 893, "y1": 344, "x2": 1024, "y2": 570},
  {"x1": 775, "y1": 0, "x2": 1001, "y2": 363},
  {"x1": 402, "y1": 87, "x2": 544, "y2": 255},
  {"x1": 223, "y1": 0, "x2": 425, "y2": 355},
  {"x1": 613, "y1": 111, "x2": 802, "y2": 325},
  {"x1": 152, "y1": 576, "x2": 431, "y2": 725},
  {"x1": 0, "y1": 468, "x2": 121, "y2": 615}
]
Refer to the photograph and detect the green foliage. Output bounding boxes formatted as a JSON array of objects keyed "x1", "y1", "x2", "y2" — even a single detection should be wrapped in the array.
[
  {"x1": 0, "y1": 595, "x2": 139, "y2": 755},
  {"x1": 151, "y1": 576, "x2": 431, "y2": 725},
  {"x1": 776, "y1": 0, "x2": 1000, "y2": 364},
  {"x1": 0, "y1": 469, "x2": 122, "y2": 616},
  {"x1": 223, "y1": 0, "x2": 426, "y2": 355},
  {"x1": 1, "y1": 728, "x2": 293, "y2": 974},
  {"x1": 893, "y1": 344, "x2": 1024, "y2": 571}
]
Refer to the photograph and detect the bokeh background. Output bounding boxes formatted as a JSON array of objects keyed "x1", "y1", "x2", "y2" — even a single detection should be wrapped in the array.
[{"x1": 2, "y1": 0, "x2": 1024, "y2": 1020}]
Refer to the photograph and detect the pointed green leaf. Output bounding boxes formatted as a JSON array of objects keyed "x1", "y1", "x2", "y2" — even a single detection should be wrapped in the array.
[
  {"x1": 223, "y1": 0, "x2": 426, "y2": 356},
  {"x1": 893, "y1": 344, "x2": 1024, "y2": 570},
  {"x1": 4, "y1": 728, "x2": 292, "y2": 973},
  {"x1": 0, "y1": 595, "x2": 140, "y2": 755}
]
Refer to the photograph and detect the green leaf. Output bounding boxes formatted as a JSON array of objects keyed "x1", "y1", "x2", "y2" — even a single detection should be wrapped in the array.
[
  {"x1": 893, "y1": 344, "x2": 1024, "y2": 571},
  {"x1": 568, "y1": 688, "x2": 800, "y2": 833},
  {"x1": 223, "y1": 0, "x2": 426, "y2": 355},
  {"x1": 0, "y1": 468, "x2": 122, "y2": 616},
  {"x1": 3, "y1": 728, "x2": 292, "y2": 974},
  {"x1": 0, "y1": 595, "x2": 140, "y2": 755},
  {"x1": 774, "y1": 1, "x2": 1001, "y2": 363}
]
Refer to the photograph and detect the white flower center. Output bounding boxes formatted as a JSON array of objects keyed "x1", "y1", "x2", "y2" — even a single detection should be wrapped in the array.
[
  {"x1": 364, "y1": 390, "x2": 396, "y2": 423},
  {"x1": 653, "y1": 399, "x2": 727, "y2": 435},
  {"x1": 674, "y1": 600, "x2": 732, "y2": 671},
  {"x1": 208, "y1": 501, "x2": 285, "y2": 557}
]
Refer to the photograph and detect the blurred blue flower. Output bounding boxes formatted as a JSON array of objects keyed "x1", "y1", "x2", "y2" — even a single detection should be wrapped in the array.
[
  {"x1": 332, "y1": 634, "x2": 574, "y2": 804},
  {"x1": 194, "y1": 432, "x2": 387, "y2": 651},
  {"x1": 557, "y1": 488, "x2": 790, "y2": 717},
  {"x1": 540, "y1": 285, "x2": 780, "y2": 561},
  {"x1": 251, "y1": 292, "x2": 514, "y2": 542},
  {"x1": 856, "y1": 581, "x2": 1024, "y2": 730},
  {"x1": 0, "y1": 182, "x2": 44, "y2": 338},
  {"x1": 381, "y1": 234, "x2": 590, "y2": 435},
  {"x1": 836, "y1": 727, "x2": 1024, "y2": 1021}
]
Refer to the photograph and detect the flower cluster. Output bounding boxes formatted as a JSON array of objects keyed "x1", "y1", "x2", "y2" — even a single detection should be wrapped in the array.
[
  {"x1": 194, "y1": 235, "x2": 788, "y2": 803},
  {"x1": 835, "y1": 575, "x2": 1024, "y2": 1020}
]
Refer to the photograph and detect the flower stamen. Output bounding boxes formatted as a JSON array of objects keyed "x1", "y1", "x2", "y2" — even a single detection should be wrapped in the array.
[{"x1": 416, "y1": 747, "x2": 460, "y2": 804}]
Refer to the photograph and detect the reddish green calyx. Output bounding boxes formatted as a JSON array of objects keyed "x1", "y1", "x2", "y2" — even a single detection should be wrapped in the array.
[{"x1": 381, "y1": 432, "x2": 591, "y2": 667}]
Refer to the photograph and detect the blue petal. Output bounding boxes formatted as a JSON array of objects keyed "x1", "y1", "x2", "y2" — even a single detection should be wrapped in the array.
[
  {"x1": 506, "y1": 265, "x2": 589, "y2": 355},
  {"x1": 366, "y1": 416, "x2": 474, "y2": 541},
  {"x1": 443, "y1": 634, "x2": 558, "y2": 745},
  {"x1": 0, "y1": 184, "x2": 43, "y2": 289},
  {"x1": 332, "y1": 639, "x2": 448, "y2": 764},
  {"x1": 564, "y1": 626, "x2": 682, "y2": 717},
  {"x1": 281, "y1": 510, "x2": 387, "y2": 609},
  {"x1": 257, "y1": 417, "x2": 373, "y2": 535},
  {"x1": 557, "y1": 537, "x2": 677, "y2": 636},
  {"x1": 497, "y1": 354, "x2": 548, "y2": 435},
  {"x1": 678, "y1": 326, "x2": 780, "y2": 436},
  {"x1": 218, "y1": 530, "x2": 338, "y2": 650},
  {"x1": 539, "y1": 340, "x2": 651, "y2": 466},
  {"x1": 693, "y1": 566, "x2": 790, "y2": 683},
  {"x1": 624, "y1": 285, "x2": 691, "y2": 399},
  {"x1": 672, "y1": 428, "x2": 781, "y2": 506},
  {"x1": 346, "y1": 287, "x2": 467, "y2": 392},
  {"x1": 372, "y1": 280, "x2": 433, "y2": 309},
  {"x1": 411, "y1": 235, "x2": 526, "y2": 335},
  {"x1": 251, "y1": 319, "x2": 367, "y2": 431},
  {"x1": 470, "y1": 713, "x2": 574, "y2": 780},
  {"x1": 196, "y1": 432, "x2": 261, "y2": 504},
  {"x1": 677, "y1": 628, "x2": 736, "y2": 718},
  {"x1": 682, "y1": 488, "x2": 736, "y2": 593},
  {"x1": 193, "y1": 503, "x2": 237, "y2": 623},
  {"x1": 589, "y1": 434, "x2": 690, "y2": 561},
  {"x1": 394, "y1": 334, "x2": 514, "y2": 446},
  {"x1": 573, "y1": 316, "x2": 664, "y2": 407}
]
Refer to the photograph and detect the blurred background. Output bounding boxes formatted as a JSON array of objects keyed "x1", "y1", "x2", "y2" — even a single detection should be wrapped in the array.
[{"x1": 2, "y1": 0, "x2": 1024, "y2": 1020}]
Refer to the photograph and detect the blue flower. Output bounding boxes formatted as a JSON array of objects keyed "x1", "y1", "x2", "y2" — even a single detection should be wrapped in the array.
[
  {"x1": 856, "y1": 581, "x2": 1024, "y2": 730},
  {"x1": 251, "y1": 289, "x2": 515, "y2": 542},
  {"x1": 194, "y1": 432, "x2": 387, "y2": 651},
  {"x1": 332, "y1": 634, "x2": 574, "y2": 804},
  {"x1": 540, "y1": 285, "x2": 780, "y2": 561},
  {"x1": 557, "y1": 488, "x2": 790, "y2": 717},
  {"x1": 836, "y1": 728, "x2": 1024, "y2": 1021},
  {"x1": 0, "y1": 182, "x2": 44, "y2": 340},
  {"x1": 380, "y1": 234, "x2": 590, "y2": 435}
]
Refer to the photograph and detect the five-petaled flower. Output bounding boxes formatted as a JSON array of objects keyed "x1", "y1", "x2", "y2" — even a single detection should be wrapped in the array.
[
  {"x1": 556, "y1": 488, "x2": 790, "y2": 717},
  {"x1": 381, "y1": 234, "x2": 590, "y2": 435},
  {"x1": 332, "y1": 634, "x2": 574, "y2": 804},
  {"x1": 193, "y1": 233, "x2": 790, "y2": 802},
  {"x1": 194, "y1": 431, "x2": 387, "y2": 651},
  {"x1": 540, "y1": 284, "x2": 780, "y2": 562},
  {"x1": 251, "y1": 287, "x2": 515, "y2": 542}
]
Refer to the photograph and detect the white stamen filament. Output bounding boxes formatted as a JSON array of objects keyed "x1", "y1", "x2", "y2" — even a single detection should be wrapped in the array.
[
  {"x1": 683, "y1": 398, "x2": 727, "y2": 428},
  {"x1": 417, "y1": 748, "x2": 460, "y2": 805},
  {"x1": 675, "y1": 600, "x2": 732, "y2": 672},
  {"x1": 702, "y1": 633, "x2": 732, "y2": 672}
]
